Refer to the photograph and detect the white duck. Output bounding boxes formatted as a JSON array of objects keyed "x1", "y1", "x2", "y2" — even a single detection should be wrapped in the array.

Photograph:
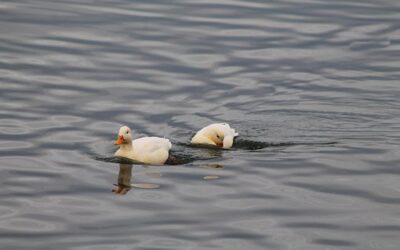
[
  {"x1": 191, "y1": 123, "x2": 239, "y2": 149},
  {"x1": 114, "y1": 126, "x2": 172, "y2": 165}
]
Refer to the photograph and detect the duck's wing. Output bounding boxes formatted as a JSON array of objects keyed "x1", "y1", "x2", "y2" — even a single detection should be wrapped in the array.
[
  {"x1": 191, "y1": 133, "x2": 217, "y2": 145},
  {"x1": 218, "y1": 123, "x2": 238, "y2": 137},
  {"x1": 132, "y1": 137, "x2": 171, "y2": 165},
  {"x1": 230, "y1": 127, "x2": 239, "y2": 137},
  {"x1": 133, "y1": 137, "x2": 171, "y2": 154}
]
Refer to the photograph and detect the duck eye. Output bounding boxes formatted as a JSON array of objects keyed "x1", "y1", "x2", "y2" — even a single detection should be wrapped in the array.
[
  {"x1": 216, "y1": 135, "x2": 220, "y2": 138},
  {"x1": 126, "y1": 131, "x2": 129, "y2": 134}
]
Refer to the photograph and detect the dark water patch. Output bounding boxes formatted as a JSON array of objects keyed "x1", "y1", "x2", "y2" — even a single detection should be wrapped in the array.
[
  {"x1": 349, "y1": 39, "x2": 391, "y2": 51},
  {"x1": 177, "y1": 142, "x2": 226, "y2": 159},
  {"x1": 178, "y1": 139, "x2": 337, "y2": 151},
  {"x1": 169, "y1": 143, "x2": 225, "y2": 164},
  {"x1": 313, "y1": 238, "x2": 356, "y2": 247},
  {"x1": 0, "y1": 151, "x2": 40, "y2": 157},
  {"x1": 93, "y1": 155, "x2": 142, "y2": 165},
  {"x1": 233, "y1": 139, "x2": 337, "y2": 151},
  {"x1": 233, "y1": 139, "x2": 294, "y2": 150},
  {"x1": 165, "y1": 153, "x2": 193, "y2": 165},
  {"x1": 93, "y1": 151, "x2": 211, "y2": 166},
  {"x1": 282, "y1": 222, "x2": 342, "y2": 230}
]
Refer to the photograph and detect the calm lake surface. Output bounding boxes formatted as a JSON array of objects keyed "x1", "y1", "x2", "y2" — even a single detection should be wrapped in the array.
[{"x1": 1, "y1": 0, "x2": 400, "y2": 249}]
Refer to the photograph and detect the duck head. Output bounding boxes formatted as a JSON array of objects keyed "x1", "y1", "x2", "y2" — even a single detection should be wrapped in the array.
[
  {"x1": 114, "y1": 126, "x2": 133, "y2": 145},
  {"x1": 203, "y1": 126, "x2": 225, "y2": 147}
]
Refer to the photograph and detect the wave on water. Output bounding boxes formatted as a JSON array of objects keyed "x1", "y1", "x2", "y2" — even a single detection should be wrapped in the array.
[
  {"x1": 92, "y1": 139, "x2": 337, "y2": 165},
  {"x1": 233, "y1": 139, "x2": 337, "y2": 150}
]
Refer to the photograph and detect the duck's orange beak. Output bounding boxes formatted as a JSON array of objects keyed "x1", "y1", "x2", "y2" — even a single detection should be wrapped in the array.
[
  {"x1": 114, "y1": 135, "x2": 125, "y2": 145},
  {"x1": 216, "y1": 141, "x2": 223, "y2": 147}
]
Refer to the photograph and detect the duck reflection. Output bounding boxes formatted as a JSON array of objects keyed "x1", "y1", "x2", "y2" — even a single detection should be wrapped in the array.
[
  {"x1": 112, "y1": 163, "x2": 161, "y2": 195},
  {"x1": 112, "y1": 163, "x2": 133, "y2": 195}
]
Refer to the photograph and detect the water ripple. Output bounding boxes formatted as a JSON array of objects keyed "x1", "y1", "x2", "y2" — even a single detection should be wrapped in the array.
[{"x1": 1, "y1": 0, "x2": 400, "y2": 249}]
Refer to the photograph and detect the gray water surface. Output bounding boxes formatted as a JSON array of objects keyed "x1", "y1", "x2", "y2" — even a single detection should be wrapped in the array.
[{"x1": 1, "y1": 0, "x2": 400, "y2": 249}]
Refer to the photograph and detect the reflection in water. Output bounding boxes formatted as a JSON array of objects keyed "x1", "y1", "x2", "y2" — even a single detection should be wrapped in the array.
[
  {"x1": 112, "y1": 164, "x2": 161, "y2": 195},
  {"x1": 131, "y1": 183, "x2": 160, "y2": 189},
  {"x1": 112, "y1": 162, "x2": 223, "y2": 194},
  {"x1": 145, "y1": 172, "x2": 163, "y2": 178},
  {"x1": 207, "y1": 163, "x2": 224, "y2": 169},
  {"x1": 112, "y1": 163, "x2": 132, "y2": 195},
  {"x1": 202, "y1": 164, "x2": 223, "y2": 180},
  {"x1": 203, "y1": 175, "x2": 219, "y2": 180}
]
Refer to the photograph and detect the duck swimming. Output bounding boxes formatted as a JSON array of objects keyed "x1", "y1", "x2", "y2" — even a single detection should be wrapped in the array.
[
  {"x1": 114, "y1": 126, "x2": 172, "y2": 165},
  {"x1": 191, "y1": 123, "x2": 239, "y2": 149}
]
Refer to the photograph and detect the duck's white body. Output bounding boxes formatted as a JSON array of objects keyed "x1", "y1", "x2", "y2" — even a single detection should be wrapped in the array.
[
  {"x1": 114, "y1": 126, "x2": 172, "y2": 165},
  {"x1": 191, "y1": 123, "x2": 238, "y2": 149}
]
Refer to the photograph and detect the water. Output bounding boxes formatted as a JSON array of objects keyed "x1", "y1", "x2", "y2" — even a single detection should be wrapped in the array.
[{"x1": 1, "y1": 0, "x2": 400, "y2": 249}]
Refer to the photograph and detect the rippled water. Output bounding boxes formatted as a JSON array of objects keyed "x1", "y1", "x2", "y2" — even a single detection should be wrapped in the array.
[{"x1": 1, "y1": 0, "x2": 400, "y2": 249}]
